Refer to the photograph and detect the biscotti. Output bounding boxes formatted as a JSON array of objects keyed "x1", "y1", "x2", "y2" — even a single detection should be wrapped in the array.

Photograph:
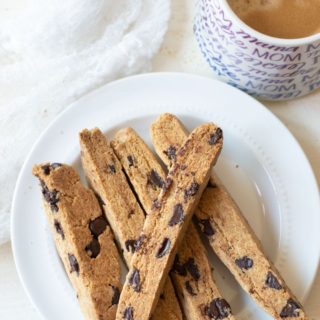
[
  {"x1": 111, "y1": 128, "x2": 166, "y2": 212},
  {"x1": 33, "y1": 163, "x2": 121, "y2": 320},
  {"x1": 79, "y1": 128, "x2": 183, "y2": 320},
  {"x1": 112, "y1": 127, "x2": 234, "y2": 320},
  {"x1": 151, "y1": 113, "x2": 308, "y2": 320},
  {"x1": 79, "y1": 128, "x2": 145, "y2": 264},
  {"x1": 115, "y1": 123, "x2": 223, "y2": 320}
]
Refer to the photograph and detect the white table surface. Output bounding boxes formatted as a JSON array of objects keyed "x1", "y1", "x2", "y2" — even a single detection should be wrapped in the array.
[{"x1": 1, "y1": 0, "x2": 319, "y2": 319}]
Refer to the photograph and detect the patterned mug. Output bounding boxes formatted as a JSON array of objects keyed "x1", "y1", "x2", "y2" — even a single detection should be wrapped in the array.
[{"x1": 194, "y1": 0, "x2": 320, "y2": 100}]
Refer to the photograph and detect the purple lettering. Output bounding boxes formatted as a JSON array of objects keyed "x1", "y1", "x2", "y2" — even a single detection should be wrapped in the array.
[{"x1": 306, "y1": 42, "x2": 320, "y2": 52}]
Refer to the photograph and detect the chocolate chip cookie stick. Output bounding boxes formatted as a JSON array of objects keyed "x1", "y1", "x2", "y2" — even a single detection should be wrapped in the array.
[
  {"x1": 79, "y1": 128, "x2": 183, "y2": 320},
  {"x1": 115, "y1": 123, "x2": 223, "y2": 320},
  {"x1": 151, "y1": 113, "x2": 308, "y2": 320},
  {"x1": 112, "y1": 127, "x2": 234, "y2": 320},
  {"x1": 33, "y1": 164, "x2": 121, "y2": 320}
]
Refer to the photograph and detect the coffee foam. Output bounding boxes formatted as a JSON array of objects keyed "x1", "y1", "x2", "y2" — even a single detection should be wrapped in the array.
[
  {"x1": 228, "y1": 0, "x2": 320, "y2": 39},
  {"x1": 228, "y1": 0, "x2": 277, "y2": 16}
]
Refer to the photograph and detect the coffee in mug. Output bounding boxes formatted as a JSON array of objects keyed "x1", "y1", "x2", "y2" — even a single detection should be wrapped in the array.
[
  {"x1": 194, "y1": 0, "x2": 320, "y2": 100},
  {"x1": 228, "y1": 0, "x2": 320, "y2": 39}
]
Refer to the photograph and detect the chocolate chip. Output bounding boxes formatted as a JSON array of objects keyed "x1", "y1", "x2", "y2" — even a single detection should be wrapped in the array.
[
  {"x1": 148, "y1": 169, "x2": 164, "y2": 189},
  {"x1": 54, "y1": 219, "x2": 64, "y2": 239},
  {"x1": 209, "y1": 128, "x2": 223, "y2": 145},
  {"x1": 162, "y1": 177, "x2": 172, "y2": 193},
  {"x1": 204, "y1": 301, "x2": 219, "y2": 319},
  {"x1": 156, "y1": 238, "x2": 171, "y2": 258},
  {"x1": 85, "y1": 239, "x2": 101, "y2": 258},
  {"x1": 134, "y1": 235, "x2": 146, "y2": 252},
  {"x1": 169, "y1": 204, "x2": 184, "y2": 226},
  {"x1": 129, "y1": 269, "x2": 141, "y2": 292},
  {"x1": 123, "y1": 307, "x2": 134, "y2": 320},
  {"x1": 266, "y1": 271, "x2": 282, "y2": 290},
  {"x1": 164, "y1": 145, "x2": 177, "y2": 160},
  {"x1": 172, "y1": 255, "x2": 187, "y2": 276},
  {"x1": 94, "y1": 192, "x2": 106, "y2": 207},
  {"x1": 108, "y1": 164, "x2": 116, "y2": 173},
  {"x1": 51, "y1": 163, "x2": 62, "y2": 169},
  {"x1": 280, "y1": 299, "x2": 301, "y2": 318},
  {"x1": 215, "y1": 299, "x2": 232, "y2": 318},
  {"x1": 40, "y1": 180, "x2": 59, "y2": 212},
  {"x1": 204, "y1": 298, "x2": 231, "y2": 319},
  {"x1": 185, "y1": 258, "x2": 200, "y2": 281},
  {"x1": 89, "y1": 216, "x2": 107, "y2": 238},
  {"x1": 68, "y1": 254, "x2": 79, "y2": 275},
  {"x1": 127, "y1": 155, "x2": 134, "y2": 167},
  {"x1": 197, "y1": 218, "x2": 215, "y2": 237},
  {"x1": 125, "y1": 240, "x2": 135, "y2": 253},
  {"x1": 184, "y1": 182, "x2": 199, "y2": 199},
  {"x1": 41, "y1": 163, "x2": 61, "y2": 175},
  {"x1": 49, "y1": 195, "x2": 59, "y2": 211},
  {"x1": 41, "y1": 164, "x2": 51, "y2": 175},
  {"x1": 235, "y1": 256, "x2": 254, "y2": 270},
  {"x1": 111, "y1": 286, "x2": 120, "y2": 305},
  {"x1": 185, "y1": 281, "x2": 196, "y2": 296},
  {"x1": 160, "y1": 293, "x2": 165, "y2": 300}
]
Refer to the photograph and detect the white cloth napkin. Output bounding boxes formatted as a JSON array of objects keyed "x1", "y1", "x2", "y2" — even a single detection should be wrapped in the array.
[{"x1": 0, "y1": 0, "x2": 170, "y2": 245}]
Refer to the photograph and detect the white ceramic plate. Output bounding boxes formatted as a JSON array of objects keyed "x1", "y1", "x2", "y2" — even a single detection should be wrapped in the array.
[{"x1": 12, "y1": 73, "x2": 320, "y2": 320}]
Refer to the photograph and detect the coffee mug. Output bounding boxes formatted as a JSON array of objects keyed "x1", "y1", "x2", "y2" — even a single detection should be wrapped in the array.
[{"x1": 194, "y1": 0, "x2": 320, "y2": 100}]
